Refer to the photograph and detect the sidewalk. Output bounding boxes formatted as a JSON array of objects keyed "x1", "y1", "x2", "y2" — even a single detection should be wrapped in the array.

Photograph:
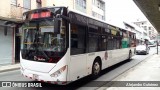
[
  {"x1": 0, "y1": 63, "x2": 20, "y2": 73},
  {"x1": 98, "y1": 54, "x2": 160, "y2": 90}
]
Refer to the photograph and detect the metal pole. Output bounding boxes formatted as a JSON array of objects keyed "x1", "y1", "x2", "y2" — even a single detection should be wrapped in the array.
[{"x1": 157, "y1": 41, "x2": 158, "y2": 54}]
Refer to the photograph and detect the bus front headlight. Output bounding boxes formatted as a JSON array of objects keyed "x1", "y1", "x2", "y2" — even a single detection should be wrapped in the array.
[{"x1": 50, "y1": 65, "x2": 66, "y2": 78}]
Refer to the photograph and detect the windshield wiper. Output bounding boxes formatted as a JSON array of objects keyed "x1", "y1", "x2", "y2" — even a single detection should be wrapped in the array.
[
  {"x1": 38, "y1": 45, "x2": 50, "y2": 61},
  {"x1": 35, "y1": 32, "x2": 50, "y2": 61}
]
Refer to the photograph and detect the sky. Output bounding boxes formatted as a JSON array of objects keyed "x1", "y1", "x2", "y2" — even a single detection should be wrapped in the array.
[{"x1": 105, "y1": 0, "x2": 148, "y2": 25}]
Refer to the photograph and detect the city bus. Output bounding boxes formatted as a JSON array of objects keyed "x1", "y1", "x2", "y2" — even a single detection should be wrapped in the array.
[{"x1": 20, "y1": 6, "x2": 136, "y2": 85}]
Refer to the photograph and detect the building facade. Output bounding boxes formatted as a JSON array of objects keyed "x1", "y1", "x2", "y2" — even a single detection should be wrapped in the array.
[
  {"x1": 133, "y1": 20, "x2": 158, "y2": 40},
  {"x1": 47, "y1": 0, "x2": 106, "y2": 21},
  {"x1": 0, "y1": 0, "x2": 106, "y2": 65},
  {"x1": 0, "y1": 0, "x2": 41, "y2": 65},
  {"x1": 91, "y1": 0, "x2": 105, "y2": 20},
  {"x1": 123, "y1": 22, "x2": 144, "y2": 45}
]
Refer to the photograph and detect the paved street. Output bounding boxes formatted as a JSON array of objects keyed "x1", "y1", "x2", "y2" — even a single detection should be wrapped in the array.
[
  {"x1": 78, "y1": 47, "x2": 158, "y2": 90},
  {"x1": 0, "y1": 47, "x2": 158, "y2": 90},
  {"x1": 0, "y1": 0, "x2": 159, "y2": 90}
]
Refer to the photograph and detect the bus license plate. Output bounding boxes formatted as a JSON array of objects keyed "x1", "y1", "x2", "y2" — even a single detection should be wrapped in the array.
[{"x1": 33, "y1": 74, "x2": 39, "y2": 80}]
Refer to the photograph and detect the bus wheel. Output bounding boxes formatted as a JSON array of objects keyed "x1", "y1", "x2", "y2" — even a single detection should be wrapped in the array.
[
  {"x1": 91, "y1": 60, "x2": 101, "y2": 79},
  {"x1": 128, "y1": 51, "x2": 132, "y2": 61}
]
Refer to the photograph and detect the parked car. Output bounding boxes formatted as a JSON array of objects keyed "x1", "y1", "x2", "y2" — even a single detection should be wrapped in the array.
[
  {"x1": 148, "y1": 41, "x2": 156, "y2": 47},
  {"x1": 136, "y1": 45, "x2": 149, "y2": 55},
  {"x1": 148, "y1": 43, "x2": 156, "y2": 47}
]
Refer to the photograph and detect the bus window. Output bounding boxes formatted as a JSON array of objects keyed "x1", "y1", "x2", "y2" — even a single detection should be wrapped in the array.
[
  {"x1": 88, "y1": 25, "x2": 99, "y2": 52},
  {"x1": 107, "y1": 36, "x2": 114, "y2": 50},
  {"x1": 122, "y1": 32, "x2": 129, "y2": 48},
  {"x1": 71, "y1": 24, "x2": 86, "y2": 55},
  {"x1": 88, "y1": 33, "x2": 99, "y2": 52},
  {"x1": 100, "y1": 35, "x2": 107, "y2": 51}
]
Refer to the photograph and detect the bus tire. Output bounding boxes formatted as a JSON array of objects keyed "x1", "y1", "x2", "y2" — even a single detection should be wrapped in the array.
[
  {"x1": 91, "y1": 59, "x2": 101, "y2": 79},
  {"x1": 128, "y1": 51, "x2": 132, "y2": 61}
]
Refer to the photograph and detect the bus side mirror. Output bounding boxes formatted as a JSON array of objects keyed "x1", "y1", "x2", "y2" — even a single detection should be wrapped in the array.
[{"x1": 54, "y1": 18, "x2": 61, "y2": 33}]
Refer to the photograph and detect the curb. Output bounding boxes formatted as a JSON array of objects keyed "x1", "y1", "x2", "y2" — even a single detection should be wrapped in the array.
[
  {"x1": 0, "y1": 67, "x2": 20, "y2": 73},
  {"x1": 0, "y1": 64, "x2": 20, "y2": 73}
]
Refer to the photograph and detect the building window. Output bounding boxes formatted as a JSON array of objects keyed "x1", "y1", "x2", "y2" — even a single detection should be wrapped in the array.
[
  {"x1": 141, "y1": 23, "x2": 144, "y2": 25},
  {"x1": 23, "y1": 0, "x2": 31, "y2": 9},
  {"x1": 92, "y1": 11, "x2": 95, "y2": 17},
  {"x1": 102, "y1": 16, "x2": 104, "y2": 20},
  {"x1": 92, "y1": 0, "x2": 95, "y2": 5},
  {"x1": 11, "y1": 0, "x2": 17, "y2": 5},
  {"x1": 93, "y1": 0, "x2": 105, "y2": 10},
  {"x1": 76, "y1": 0, "x2": 86, "y2": 9},
  {"x1": 148, "y1": 27, "x2": 152, "y2": 30},
  {"x1": 144, "y1": 26, "x2": 147, "y2": 30},
  {"x1": 149, "y1": 31, "x2": 151, "y2": 35},
  {"x1": 36, "y1": 0, "x2": 42, "y2": 8},
  {"x1": 92, "y1": 11, "x2": 104, "y2": 20},
  {"x1": 97, "y1": 1, "x2": 100, "y2": 8},
  {"x1": 99, "y1": 1, "x2": 104, "y2": 10}
]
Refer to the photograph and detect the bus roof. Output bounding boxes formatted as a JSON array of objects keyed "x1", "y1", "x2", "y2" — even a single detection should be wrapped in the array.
[
  {"x1": 68, "y1": 9, "x2": 135, "y2": 33},
  {"x1": 23, "y1": 6, "x2": 135, "y2": 34},
  {"x1": 69, "y1": 9, "x2": 136, "y2": 32}
]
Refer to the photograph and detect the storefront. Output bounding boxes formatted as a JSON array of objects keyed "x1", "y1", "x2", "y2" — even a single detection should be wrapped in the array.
[
  {"x1": 0, "y1": 20, "x2": 14, "y2": 65},
  {"x1": 0, "y1": 20, "x2": 21, "y2": 65}
]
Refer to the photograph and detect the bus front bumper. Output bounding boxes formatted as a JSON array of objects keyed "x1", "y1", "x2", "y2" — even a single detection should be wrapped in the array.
[{"x1": 21, "y1": 66, "x2": 68, "y2": 85}]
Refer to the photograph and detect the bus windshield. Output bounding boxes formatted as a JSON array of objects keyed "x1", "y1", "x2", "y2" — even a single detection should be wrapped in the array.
[
  {"x1": 22, "y1": 20, "x2": 65, "y2": 52},
  {"x1": 21, "y1": 19, "x2": 67, "y2": 63}
]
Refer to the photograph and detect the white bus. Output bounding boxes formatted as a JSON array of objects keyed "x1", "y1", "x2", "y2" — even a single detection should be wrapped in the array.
[{"x1": 20, "y1": 6, "x2": 136, "y2": 85}]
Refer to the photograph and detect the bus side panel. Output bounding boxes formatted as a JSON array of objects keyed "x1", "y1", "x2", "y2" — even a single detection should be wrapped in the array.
[
  {"x1": 100, "y1": 48, "x2": 130, "y2": 70},
  {"x1": 105, "y1": 50, "x2": 124, "y2": 68},
  {"x1": 86, "y1": 48, "x2": 130, "y2": 74},
  {"x1": 87, "y1": 52, "x2": 97, "y2": 75},
  {"x1": 70, "y1": 54, "x2": 87, "y2": 81},
  {"x1": 90, "y1": 51, "x2": 114, "y2": 71},
  {"x1": 111, "y1": 48, "x2": 130, "y2": 63}
]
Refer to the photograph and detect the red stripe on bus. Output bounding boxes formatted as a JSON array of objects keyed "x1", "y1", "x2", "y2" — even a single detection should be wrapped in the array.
[
  {"x1": 54, "y1": 82, "x2": 58, "y2": 84},
  {"x1": 62, "y1": 81, "x2": 67, "y2": 84},
  {"x1": 47, "y1": 81, "x2": 51, "y2": 84},
  {"x1": 40, "y1": 80, "x2": 44, "y2": 82}
]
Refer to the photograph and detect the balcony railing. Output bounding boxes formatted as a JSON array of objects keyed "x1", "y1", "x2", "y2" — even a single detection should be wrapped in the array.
[{"x1": 10, "y1": 4, "x2": 30, "y2": 20}]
